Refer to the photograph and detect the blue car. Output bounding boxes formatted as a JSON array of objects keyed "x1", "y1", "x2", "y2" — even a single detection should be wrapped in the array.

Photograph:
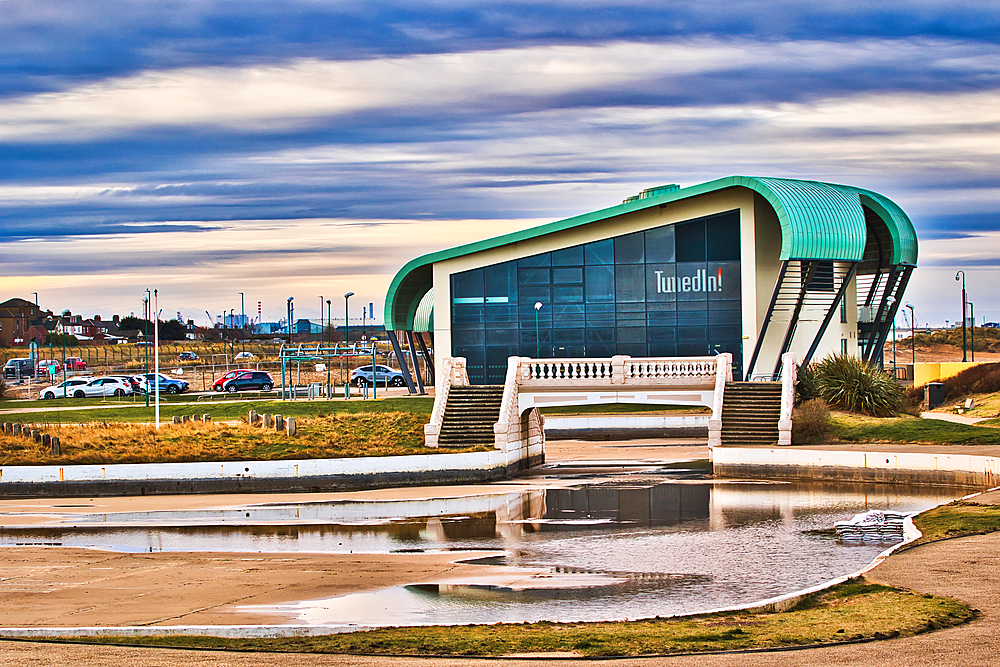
[{"x1": 135, "y1": 373, "x2": 190, "y2": 395}]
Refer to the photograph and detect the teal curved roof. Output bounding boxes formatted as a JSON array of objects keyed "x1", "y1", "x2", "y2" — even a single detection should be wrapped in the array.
[{"x1": 384, "y1": 176, "x2": 917, "y2": 331}]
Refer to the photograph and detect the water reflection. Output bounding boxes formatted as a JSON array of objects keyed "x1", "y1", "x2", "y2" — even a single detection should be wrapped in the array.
[{"x1": 0, "y1": 473, "x2": 966, "y2": 626}]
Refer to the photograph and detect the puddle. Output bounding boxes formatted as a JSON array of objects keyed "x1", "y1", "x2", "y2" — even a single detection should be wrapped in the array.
[{"x1": 0, "y1": 471, "x2": 966, "y2": 626}]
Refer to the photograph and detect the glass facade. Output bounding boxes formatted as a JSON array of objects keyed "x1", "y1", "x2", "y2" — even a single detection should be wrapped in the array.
[{"x1": 450, "y1": 210, "x2": 743, "y2": 384}]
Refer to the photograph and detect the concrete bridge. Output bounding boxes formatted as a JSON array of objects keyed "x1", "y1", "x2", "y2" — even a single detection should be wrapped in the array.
[{"x1": 424, "y1": 353, "x2": 797, "y2": 467}]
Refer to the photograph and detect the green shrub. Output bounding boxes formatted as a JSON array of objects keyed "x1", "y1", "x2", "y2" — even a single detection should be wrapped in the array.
[
  {"x1": 792, "y1": 398, "x2": 834, "y2": 444},
  {"x1": 795, "y1": 363, "x2": 819, "y2": 403},
  {"x1": 814, "y1": 354, "x2": 904, "y2": 417}
]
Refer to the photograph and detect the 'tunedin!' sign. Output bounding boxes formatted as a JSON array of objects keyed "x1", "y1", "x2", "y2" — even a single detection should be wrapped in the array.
[{"x1": 654, "y1": 267, "x2": 724, "y2": 294}]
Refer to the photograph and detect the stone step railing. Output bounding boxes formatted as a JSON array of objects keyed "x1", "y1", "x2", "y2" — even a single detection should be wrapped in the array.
[
  {"x1": 423, "y1": 356, "x2": 468, "y2": 448},
  {"x1": 519, "y1": 355, "x2": 718, "y2": 387}
]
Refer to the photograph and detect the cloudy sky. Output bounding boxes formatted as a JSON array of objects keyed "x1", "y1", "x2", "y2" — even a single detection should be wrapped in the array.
[{"x1": 2, "y1": 1, "x2": 999, "y2": 328}]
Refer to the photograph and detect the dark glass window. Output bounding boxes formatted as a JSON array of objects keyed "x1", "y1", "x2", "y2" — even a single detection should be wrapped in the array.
[{"x1": 450, "y1": 209, "x2": 743, "y2": 383}]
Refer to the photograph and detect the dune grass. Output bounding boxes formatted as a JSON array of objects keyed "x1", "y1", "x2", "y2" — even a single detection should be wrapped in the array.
[
  {"x1": 832, "y1": 413, "x2": 1000, "y2": 445},
  {"x1": 0, "y1": 410, "x2": 479, "y2": 465},
  {"x1": 42, "y1": 579, "x2": 970, "y2": 657}
]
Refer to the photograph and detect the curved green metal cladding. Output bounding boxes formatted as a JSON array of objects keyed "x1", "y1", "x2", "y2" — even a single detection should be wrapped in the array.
[{"x1": 383, "y1": 176, "x2": 917, "y2": 330}]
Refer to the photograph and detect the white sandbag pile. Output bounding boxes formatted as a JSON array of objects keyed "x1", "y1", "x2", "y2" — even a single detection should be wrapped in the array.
[{"x1": 835, "y1": 510, "x2": 908, "y2": 543}]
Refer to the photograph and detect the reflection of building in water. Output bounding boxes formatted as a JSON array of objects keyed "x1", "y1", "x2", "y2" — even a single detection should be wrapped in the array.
[{"x1": 529, "y1": 483, "x2": 711, "y2": 530}]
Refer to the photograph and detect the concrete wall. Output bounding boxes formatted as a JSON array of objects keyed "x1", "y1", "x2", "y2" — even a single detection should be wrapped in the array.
[
  {"x1": 712, "y1": 446, "x2": 1000, "y2": 488},
  {"x1": 0, "y1": 449, "x2": 540, "y2": 498}
]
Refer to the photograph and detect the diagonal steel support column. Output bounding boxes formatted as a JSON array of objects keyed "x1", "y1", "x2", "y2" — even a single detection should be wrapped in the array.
[
  {"x1": 745, "y1": 260, "x2": 789, "y2": 380},
  {"x1": 405, "y1": 330, "x2": 426, "y2": 394},
  {"x1": 867, "y1": 266, "x2": 911, "y2": 366},
  {"x1": 387, "y1": 330, "x2": 418, "y2": 394},
  {"x1": 773, "y1": 260, "x2": 819, "y2": 379},
  {"x1": 416, "y1": 333, "x2": 435, "y2": 385},
  {"x1": 802, "y1": 262, "x2": 858, "y2": 367},
  {"x1": 863, "y1": 266, "x2": 900, "y2": 361}
]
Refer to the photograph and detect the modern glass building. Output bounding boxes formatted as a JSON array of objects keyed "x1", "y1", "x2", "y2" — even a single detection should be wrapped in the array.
[{"x1": 383, "y1": 177, "x2": 917, "y2": 388}]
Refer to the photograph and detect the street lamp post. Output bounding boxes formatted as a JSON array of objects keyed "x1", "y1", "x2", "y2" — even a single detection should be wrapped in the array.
[
  {"x1": 344, "y1": 292, "x2": 354, "y2": 347},
  {"x1": 326, "y1": 300, "x2": 331, "y2": 347},
  {"x1": 319, "y1": 295, "x2": 324, "y2": 345},
  {"x1": 286, "y1": 297, "x2": 294, "y2": 345},
  {"x1": 970, "y1": 301, "x2": 975, "y2": 362},
  {"x1": 239, "y1": 292, "x2": 245, "y2": 354},
  {"x1": 906, "y1": 303, "x2": 915, "y2": 366},
  {"x1": 534, "y1": 302, "x2": 543, "y2": 358},
  {"x1": 956, "y1": 271, "x2": 967, "y2": 362},
  {"x1": 144, "y1": 291, "x2": 150, "y2": 407}
]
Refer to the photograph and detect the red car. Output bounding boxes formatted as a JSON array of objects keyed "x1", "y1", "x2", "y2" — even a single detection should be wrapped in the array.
[
  {"x1": 64, "y1": 356, "x2": 87, "y2": 370},
  {"x1": 212, "y1": 369, "x2": 255, "y2": 392}
]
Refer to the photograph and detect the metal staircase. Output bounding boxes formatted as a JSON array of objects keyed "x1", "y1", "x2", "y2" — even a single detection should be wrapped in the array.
[
  {"x1": 721, "y1": 382, "x2": 782, "y2": 445},
  {"x1": 436, "y1": 385, "x2": 504, "y2": 448}
]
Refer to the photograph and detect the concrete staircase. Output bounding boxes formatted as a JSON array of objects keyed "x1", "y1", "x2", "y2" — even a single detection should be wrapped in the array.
[
  {"x1": 721, "y1": 382, "x2": 782, "y2": 445},
  {"x1": 437, "y1": 385, "x2": 504, "y2": 448}
]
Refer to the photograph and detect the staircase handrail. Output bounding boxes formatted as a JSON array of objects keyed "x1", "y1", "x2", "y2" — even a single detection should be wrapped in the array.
[
  {"x1": 707, "y1": 353, "x2": 732, "y2": 448},
  {"x1": 778, "y1": 352, "x2": 797, "y2": 446},
  {"x1": 424, "y1": 356, "x2": 468, "y2": 447},
  {"x1": 493, "y1": 356, "x2": 524, "y2": 450},
  {"x1": 519, "y1": 356, "x2": 718, "y2": 386}
]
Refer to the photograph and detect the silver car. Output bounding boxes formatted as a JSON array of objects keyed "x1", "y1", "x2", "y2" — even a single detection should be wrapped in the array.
[{"x1": 350, "y1": 365, "x2": 406, "y2": 387}]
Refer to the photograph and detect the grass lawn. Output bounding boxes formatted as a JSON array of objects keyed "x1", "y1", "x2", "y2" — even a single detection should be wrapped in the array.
[
  {"x1": 45, "y1": 579, "x2": 970, "y2": 657},
  {"x1": 0, "y1": 409, "x2": 480, "y2": 465},
  {"x1": 0, "y1": 396, "x2": 434, "y2": 425},
  {"x1": 911, "y1": 500, "x2": 1000, "y2": 545},
  {"x1": 832, "y1": 413, "x2": 1000, "y2": 445}
]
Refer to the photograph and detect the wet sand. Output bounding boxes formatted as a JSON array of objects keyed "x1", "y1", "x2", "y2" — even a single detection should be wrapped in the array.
[{"x1": 0, "y1": 438, "x2": 708, "y2": 627}]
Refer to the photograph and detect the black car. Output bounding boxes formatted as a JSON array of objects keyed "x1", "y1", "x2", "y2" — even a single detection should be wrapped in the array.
[
  {"x1": 222, "y1": 371, "x2": 274, "y2": 393},
  {"x1": 3, "y1": 358, "x2": 35, "y2": 379}
]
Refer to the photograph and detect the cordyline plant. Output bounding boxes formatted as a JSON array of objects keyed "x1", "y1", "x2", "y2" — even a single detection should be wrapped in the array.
[{"x1": 812, "y1": 354, "x2": 904, "y2": 417}]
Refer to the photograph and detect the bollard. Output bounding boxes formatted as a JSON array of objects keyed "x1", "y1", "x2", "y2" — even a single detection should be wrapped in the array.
[
  {"x1": 274, "y1": 414, "x2": 284, "y2": 431},
  {"x1": 172, "y1": 416, "x2": 181, "y2": 424},
  {"x1": 203, "y1": 414, "x2": 212, "y2": 422},
  {"x1": 191, "y1": 415, "x2": 198, "y2": 423},
  {"x1": 1, "y1": 423, "x2": 8, "y2": 435},
  {"x1": 286, "y1": 416, "x2": 296, "y2": 437},
  {"x1": 31, "y1": 429, "x2": 40, "y2": 443},
  {"x1": 182, "y1": 415, "x2": 189, "y2": 424},
  {"x1": 22, "y1": 426, "x2": 31, "y2": 438},
  {"x1": 41, "y1": 433, "x2": 50, "y2": 448},
  {"x1": 50, "y1": 436, "x2": 60, "y2": 456},
  {"x1": 262, "y1": 414, "x2": 272, "y2": 428},
  {"x1": 248, "y1": 409, "x2": 259, "y2": 425}
]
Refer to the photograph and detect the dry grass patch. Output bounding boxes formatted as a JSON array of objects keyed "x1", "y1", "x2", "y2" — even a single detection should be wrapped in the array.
[{"x1": 0, "y1": 412, "x2": 481, "y2": 465}]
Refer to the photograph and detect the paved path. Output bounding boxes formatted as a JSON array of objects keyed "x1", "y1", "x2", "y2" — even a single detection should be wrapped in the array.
[
  {"x1": 1, "y1": 529, "x2": 999, "y2": 666},
  {"x1": 921, "y1": 411, "x2": 990, "y2": 425}
]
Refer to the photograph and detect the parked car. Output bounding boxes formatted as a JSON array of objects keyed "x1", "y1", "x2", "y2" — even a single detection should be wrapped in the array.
[
  {"x1": 134, "y1": 373, "x2": 189, "y2": 395},
  {"x1": 234, "y1": 351, "x2": 256, "y2": 361},
  {"x1": 350, "y1": 365, "x2": 406, "y2": 387},
  {"x1": 64, "y1": 356, "x2": 87, "y2": 370},
  {"x1": 35, "y1": 359, "x2": 61, "y2": 376},
  {"x1": 39, "y1": 377, "x2": 93, "y2": 399},
  {"x1": 77, "y1": 377, "x2": 133, "y2": 398},
  {"x1": 106, "y1": 374, "x2": 142, "y2": 394},
  {"x1": 177, "y1": 351, "x2": 199, "y2": 361},
  {"x1": 222, "y1": 371, "x2": 274, "y2": 393},
  {"x1": 3, "y1": 358, "x2": 35, "y2": 380},
  {"x1": 211, "y1": 368, "x2": 255, "y2": 392}
]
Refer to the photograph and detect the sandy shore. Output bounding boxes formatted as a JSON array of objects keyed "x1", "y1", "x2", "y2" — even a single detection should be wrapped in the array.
[{"x1": 0, "y1": 438, "x2": 708, "y2": 627}]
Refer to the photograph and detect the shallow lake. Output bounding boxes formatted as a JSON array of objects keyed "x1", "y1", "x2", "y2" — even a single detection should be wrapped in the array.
[{"x1": 0, "y1": 465, "x2": 966, "y2": 627}]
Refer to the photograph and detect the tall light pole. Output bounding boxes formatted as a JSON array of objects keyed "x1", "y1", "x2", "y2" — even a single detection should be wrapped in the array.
[
  {"x1": 906, "y1": 303, "x2": 915, "y2": 366},
  {"x1": 344, "y1": 292, "x2": 354, "y2": 347},
  {"x1": 970, "y1": 301, "x2": 975, "y2": 362},
  {"x1": 153, "y1": 289, "x2": 160, "y2": 430},
  {"x1": 956, "y1": 271, "x2": 967, "y2": 362},
  {"x1": 319, "y1": 295, "x2": 324, "y2": 345},
  {"x1": 239, "y1": 292, "x2": 245, "y2": 354},
  {"x1": 326, "y1": 299, "x2": 331, "y2": 347},
  {"x1": 534, "y1": 302, "x2": 543, "y2": 357},
  {"x1": 286, "y1": 297, "x2": 294, "y2": 345},
  {"x1": 144, "y1": 291, "x2": 150, "y2": 407}
]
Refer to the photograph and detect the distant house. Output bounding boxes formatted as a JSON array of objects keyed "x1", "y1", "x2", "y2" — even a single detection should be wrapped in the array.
[{"x1": 0, "y1": 298, "x2": 53, "y2": 347}]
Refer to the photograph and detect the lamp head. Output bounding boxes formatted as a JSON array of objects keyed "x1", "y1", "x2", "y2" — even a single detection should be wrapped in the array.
[
  {"x1": 287, "y1": 296, "x2": 294, "y2": 302},
  {"x1": 344, "y1": 292, "x2": 355, "y2": 298},
  {"x1": 534, "y1": 302, "x2": 543, "y2": 311}
]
